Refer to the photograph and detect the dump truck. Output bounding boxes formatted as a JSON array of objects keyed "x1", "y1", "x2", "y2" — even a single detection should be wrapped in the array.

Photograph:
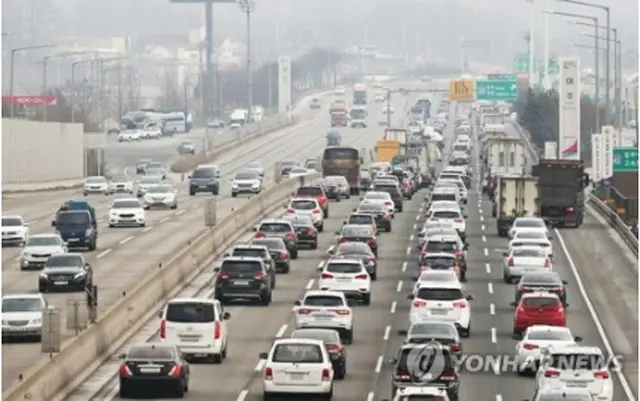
[
  {"x1": 495, "y1": 175, "x2": 540, "y2": 236},
  {"x1": 330, "y1": 102, "x2": 348, "y2": 127}
]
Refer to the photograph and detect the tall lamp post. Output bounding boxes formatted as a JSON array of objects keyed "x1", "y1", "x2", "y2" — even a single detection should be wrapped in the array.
[
  {"x1": 556, "y1": 0, "x2": 611, "y2": 122},
  {"x1": 238, "y1": 0, "x2": 255, "y2": 122},
  {"x1": 42, "y1": 51, "x2": 91, "y2": 121},
  {"x1": 544, "y1": 10, "x2": 600, "y2": 131},
  {"x1": 9, "y1": 43, "x2": 56, "y2": 118}
]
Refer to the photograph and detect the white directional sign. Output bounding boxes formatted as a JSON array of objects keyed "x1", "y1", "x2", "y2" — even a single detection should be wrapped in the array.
[
  {"x1": 591, "y1": 134, "x2": 603, "y2": 183},
  {"x1": 278, "y1": 56, "x2": 292, "y2": 114},
  {"x1": 558, "y1": 57, "x2": 581, "y2": 160},
  {"x1": 543, "y1": 141, "x2": 557, "y2": 159}
]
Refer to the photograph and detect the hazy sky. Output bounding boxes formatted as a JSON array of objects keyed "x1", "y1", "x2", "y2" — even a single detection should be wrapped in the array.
[{"x1": 2, "y1": 0, "x2": 637, "y2": 72}]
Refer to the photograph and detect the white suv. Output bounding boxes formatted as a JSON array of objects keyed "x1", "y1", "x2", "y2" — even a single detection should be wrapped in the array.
[
  {"x1": 408, "y1": 280, "x2": 473, "y2": 337},
  {"x1": 293, "y1": 290, "x2": 355, "y2": 344},
  {"x1": 108, "y1": 198, "x2": 146, "y2": 227},
  {"x1": 427, "y1": 208, "x2": 467, "y2": 241},
  {"x1": 286, "y1": 197, "x2": 324, "y2": 231},
  {"x1": 318, "y1": 259, "x2": 371, "y2": 305},
  {"x1": 158, "y1": 298, "x2": 230, "y2": 363},
  {"x1": 260, "y1": 338, "x2": 334, "y2": 400}
]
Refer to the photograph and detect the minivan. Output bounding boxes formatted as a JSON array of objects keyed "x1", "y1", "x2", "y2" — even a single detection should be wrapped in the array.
[{"x1": 159, "y1": 298, "x2": 230, "y2": 363}]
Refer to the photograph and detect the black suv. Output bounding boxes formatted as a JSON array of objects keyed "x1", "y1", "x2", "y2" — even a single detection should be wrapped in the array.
[
  {"x1": 250, "y1": 237, "x2": 292, "y2": 273},
  {"x1": 189, "y1": 166, "x2": 220, "y2": 195},
  {"x1": 389, "y1": 343, "x2": 460, "y2": 401},
  {"x1": 225, "y1": 245, "x2": 276, "y2": 289},
  {"x1": 254, "y1": 219, "x2": 299, "y2": 259},
  {"x1": 371, "y1": 182, "x2": 404, "y2": 212},
  {"x1": 213, "y1": 256, "x2": 272, "y2": 305},
  {"x1": 282, "y1": 215, "x2": 319, "y2": 249}
]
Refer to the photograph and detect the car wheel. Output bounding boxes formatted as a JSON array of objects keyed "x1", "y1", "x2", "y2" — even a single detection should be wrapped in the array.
[
  {"x1": 291, "y1": 250, "x2": 298, "y2": 260},
  {"x1": 318, "y1": 223, "x2": 324, "y2": 233},
  {"x1": 323, "y1": 209, "x2": 329, "y2": 218},
  {"x1": 231, "y1": 193, "x2": 237, "y2": 198},
  {"x1": 311, "y1": 241, "x2": 318, "y2": 250},
  {"x1": 370, "y1": 273, "x2": 377, "y2": 281},
  {"x1": 189, "y1": 191, "x2": 195, "y2": 196},
  {"x1": 38, "y1": 284, "x2": 46, "y2": 293},
  {"x1": 343, "y1": 329, "x2": 353, "y2": 345},
  {"x1": 362, "y1": 293, "x2": 371, "y2": 305}
]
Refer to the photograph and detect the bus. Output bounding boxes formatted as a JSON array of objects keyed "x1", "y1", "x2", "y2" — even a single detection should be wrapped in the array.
[{"x1": 322, "y1": 146, "x2": 362, "y2": 195}]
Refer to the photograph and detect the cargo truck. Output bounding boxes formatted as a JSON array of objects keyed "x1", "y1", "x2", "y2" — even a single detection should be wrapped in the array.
[
  {"x1": 495, "y1": 176, "x2": 540, "y2": 237},
  {"x1": 330, "y1": 102, "x2": 348, "y2": 127},
  {"x1": 483, "y1": 137, "x2": 526, "y2": 177},
  {"x1": 375, "y1": 140, "x2": 401, "y2": 162},
  {"x1": 353, "y1": 83, "x2": 367, "y2": 105},
  {"x1": 531, "y1": 159, "x2": 589, "y2": 227}
]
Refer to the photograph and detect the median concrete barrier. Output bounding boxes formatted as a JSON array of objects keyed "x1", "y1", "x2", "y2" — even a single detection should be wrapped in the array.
[{"x1": 2, "y1": 172, "x2": 321, "y2": 401}]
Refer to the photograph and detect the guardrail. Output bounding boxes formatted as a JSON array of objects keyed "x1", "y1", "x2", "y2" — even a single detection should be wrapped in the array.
[
  {"x1": 3, "y1": 173, "x2": 321, "y2": 401},
  {"x1": 509, "y1": 121, "x2": 639, "y2": 255}
]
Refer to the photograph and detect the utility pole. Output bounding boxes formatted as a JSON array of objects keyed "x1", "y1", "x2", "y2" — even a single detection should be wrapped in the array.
[
  {"x1": 238, "y1": 0, "x2": 255, "y2": 121},
  {"x1": 9, "y1": 44, "x2": 56, "y2": 118}
]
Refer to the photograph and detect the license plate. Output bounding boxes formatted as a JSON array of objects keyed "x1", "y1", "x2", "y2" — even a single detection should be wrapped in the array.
[
  {"x1": 54, "y1": 281, "x2": 69, "y2": 285},
  {"x1": 430, "y1": 309, "x2": 449, "y2": 315},
  {"x1": 313, "y1": 315, "x2": 333, "y2": 320},
  {"x1": 289, "y1": 373, "x2": 305, "y2": 380},
  {"x1": 140, "y1": 367, "x2": 161, "y2": 373},
  {"x1": 67, "y1": 238, "x2": 79, "y2": 242},
  {"x1": 7, "y1": 327, "x2": 27, "y2": 331},
  {"x1": 179, "y1": 336, "x2": 199, "y2": 342},
  {"x1": 234, "y1": 280, "x2": 250, "y2": 286},
  {"x1": 337, "y1": 278, "x2": 351, "y2": 282},
  {"x1": 565, "y1": 381, "x2": 588, "y2": 388},
  {"x1": 199, "y1": 185, "x2": 207, "y2": 188}
]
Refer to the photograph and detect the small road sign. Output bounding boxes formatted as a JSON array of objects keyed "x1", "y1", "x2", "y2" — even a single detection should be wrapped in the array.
[
  {"x1": 449, "y1": 80, "x2": 474, "y2": 101},
  {"x1": 487, "y1": 73, "x2": 517, "y2": 81},
  {"x1": 476, "y1": 80, "x2": 519, "y2": 101},
  {"x1": 612, "y1": 147, "x2": 638, "y2": 172}
]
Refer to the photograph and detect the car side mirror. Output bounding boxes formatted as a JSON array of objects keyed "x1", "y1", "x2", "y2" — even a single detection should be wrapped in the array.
[
  {"x1": 118, "y1": 353, "x2": 126, "y2": 359},
  {"x1": 463, "y1": 244, "x2": 469, "y2": 250},
  {"x1": 502, "y1": 252, "x2": 509, "y2": 257},
  {"x1": 223, "y1": 312, "x2": 231, "y2": 320},
  {"x1": 397, "y1": 329, "x2": 408, "y2": 336},
  {"x1": 510, "y1": 301, "x2": 517, "y2": 308},
  {"x1": 562, "y1": 280, "x2": 568, "y2": 285},
  {"x1": 157, "y1": 309, "x2": 163, "y2": 318},
  {"x1": 259, "y1": 352, "x2": 268, "y2": 359},
  {"x1": 466, "y1": 294, "x2": 474, "y2": 301},
  {"x1": 213, "y1": 266, "x2": 220, "y2": 272},
  {"x1": 407, "y1": 294, "x2": 415, "y2": 300},
  {"x1": 387, "y1": 358, "x2": 398, "y2": 365},
  {"x1": 223, "y1": 253, "x2": 230, "y2": 257},
  {"x1": 252, "y1": 227, "x2": 258, "y2": 232},
  {"x1": 334, "y1": 231, "x2": 340, "y2": 235},
  {"x1": 51, "y1": 221, "x2": 56, "y2": 227},
  {"x1": 294, "y1": 300, "x2": 301, "y2": 306},
  {"x1": 375, "y1": 232, "x2": 380, "y2": 236},
  {"x1": 316, "y1": 266, "x2": 323, "y2": 272},
  {"x1": 411, "y1": 276, "x2": 418, "y2": 282},
  {"x1": 187, "y1": 175, "x2": 191, "y2": 179},
  {"x1": 463, "y1": 214, "x2": 468, "y2": 218},
  {"x1": 574, "y1": 336, "x2": 583, "y2": 342}
]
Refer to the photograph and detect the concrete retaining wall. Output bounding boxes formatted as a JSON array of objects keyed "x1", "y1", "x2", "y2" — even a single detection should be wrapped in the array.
[{"x1": 2, "y1": 119, "x2": 85, "y2": 191}]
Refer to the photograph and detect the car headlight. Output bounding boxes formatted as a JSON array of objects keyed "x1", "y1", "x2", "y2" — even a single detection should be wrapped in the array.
[
  {"x1": 252, "y1": 182, "x2": 260, "y2": 187},
  {"x1": 21, "y1": 251, "x2": 30, "y2": 257},
  {"x1": 39, "y1": 272, "x2": 48, "y2": 278},
  {"x1": 30, "y1": 318, "x2": 42, "y2": 325},
  {"x1": 85, "y1": 228, "x2": 93, "y2": 236},
  {"x1": 74, "y1": 272, "x2": 86, "y2": 279},
  {"x1": 232, "y1": 183, "x2": 239, "y2": 188}
]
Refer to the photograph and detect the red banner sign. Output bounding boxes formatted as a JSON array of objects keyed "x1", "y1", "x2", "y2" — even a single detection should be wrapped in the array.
[{"x1": 2, "y1": 95, "x2": 57, "y2": 105}]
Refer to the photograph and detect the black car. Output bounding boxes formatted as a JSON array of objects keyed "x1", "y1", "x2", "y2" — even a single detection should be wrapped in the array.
[
  {"x1": 136, "y1": 159, "x2": 152, "y2": 175},
  {"x1": 389, "y1": 343, "x2": 460, "y2": 401},
  {"x1": 213, "y1": 256, "x2": 272, "y2": 305},
  {"x1": 370, "y1": 183, "x2": 403, "y2": 212},
  {"x1": 282, "y1": 215, "x2": 318, "y2": 249},
  {"x1": 189, "y1": 166, "x2": 220, "y2": 195},
  {"x1": 335, "y1": 224, "x2": 379, "y2": 256},
  {"x1": 398, "y1": 321, "x2": 462, "y2": 354},
  {"x1": 355, "y1": 203, "x2": 392, "y2": 232},
  {"x1": 515, "y1": 271, "x2": 569, "y2": 306},
  {"x1": 290, "y1": 329, "x2": 347, "y2": 379},
  {"x1": 311, "y1": 179, "x2": 341, "y2": 201},
  {"x1": 326, "y1": 131, "x2": 341, "y2": 147},
  {"x1": 38, "y1": 253, "x2": 93, "y2": 292},
  {"x1": 225, "y1": 245, "x2": 276, "y2": 289},
  {"x1": 254, "y1": 219, "x2": 299, "y2": 259},
  {"x1": 310, "y1": 98, "x2": 321, "y2": 109},
  {"x1": 118, "y1": 343, "x2": 190, "y2": 398},
  {"x1": 329, "y1": 241, "x2": 378, "y2": 280},
  {"x1": 280, "y1": 159, "x2": 299, "y2": 177},
  {"x1": 250, "y1": 237, "x2": 291, "y2": 273}
]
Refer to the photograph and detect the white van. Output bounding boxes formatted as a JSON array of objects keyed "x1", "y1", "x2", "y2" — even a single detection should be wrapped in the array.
[
  {"x1": 252, "y1": 106, "x2": 264, "y2": 122},
  {"x1": 159, "y1": 297, "x2": 230, "y2": 362}
]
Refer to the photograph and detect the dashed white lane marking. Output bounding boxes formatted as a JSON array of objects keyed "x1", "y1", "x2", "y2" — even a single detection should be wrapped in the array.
[
  {"x1": 383, "y1": 325, "x2": 391, "y2": 341},
  {"x1": 488, "y1": 282, "x2": 494, "y2": 294},
  {"x1": 485, "y1": 263, "x2": 491, "y2": 274},
  {"x1": 237, "y1": 389, "x2": 249, "y2": 401},
  {"x1": 482, "y1": 235, "x2": 487, "y2": 242},
  {"x1": 480, "y1": 215, "x2": 484, "y2": 222},
  {"x1": 406, "y1": 246, "x2": 411, "y2": 255},
  {"x1": 142, "y1": 226, "x2": 152, "y2": 232},
  {"x1": 253, "y1": 360, "x2": 265, "y2": 372},
  {"x1": 478, "y1": 208, "x2": 483, "y2": 214},
  {"x1": 175, "y1": 210, "x2": 185, "y2": 215},
  {"x1": 367, "y1": 392, "x2": 375, "y2": 401},
  {"x1": 119, "y1": 236, "x2": 134, "y2": 245},
  {"x1": 390, "y1": 301, "x2": 397, "y2": 314},
  {"x1": 481, "y1": 224, "x2": 485, "y2": 231},
  {"x1": 96, "y1": 249, "x2": 112, "y2": 259},
  {"x1": 491, "y1": 327, "x2": 497, "y2": 343},
  {"x1": 412, "y1": 223, "x2": 417, "y2": 230},
  {"x1": 483, "y1": 248, "x2": 488, "y2": 256},
  {"x1": 374, "y1": 356, "x2": 383, "y2": 373},
  {"x1": 415, "y1": 215, "x2": 420, "y2": 221},
  {"x1": 490, "y1": 303, "x2": 495, "y2": 315},
  {"x1": 159, "y1": 216, "x2": 170, "y2": 223},
  {"x1": 275, "y1": 324, "x2": 288, "y2": 338},
  {"x1": 317, "y1": 260, "x2": 325, "y2": 268},
  {"x1": 409, "y1": 234, "x2": 414, "y2": 241},
  {"x1": 190, "y1": 204, "x2": 200, "y2": 209},
  {"x1": 496, "y1": 394, "x2": 503, "y2": 401},
  {"x1": 402, "y1": 261, "x2": 407, "y2": 272},
  {"x1": 305, "y1": 279, "x2": 315, "y2": 290},
  {"x1": 396, "y1": 281, "x2": 403, "y2": 292}
]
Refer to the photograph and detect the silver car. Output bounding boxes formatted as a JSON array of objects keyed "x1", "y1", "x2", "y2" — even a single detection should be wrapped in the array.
[
  {"x1": 502, "y1": 246, "x2": 549, "y2": 284},
  {"x1": 136, "y1": 175, "x2": 163, "y2": 197},
  {"x1": 2, "y1": 294, "x2": 47, "y2": 340},
  {"x1": 142, "y1": 184, "x2": 178, "y2": 209},
  {"x1": 231, "y1": 170, "x2": 262, "y2": 197},
  {"x1": 108, "y1": 176, "x2": 134, "y2": 194},
  {"x1": 83, "y1": 176, "x2": 111, "y2": 196}
]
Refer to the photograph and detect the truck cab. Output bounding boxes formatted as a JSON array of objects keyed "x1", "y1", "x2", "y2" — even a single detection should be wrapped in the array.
[{"x1": 349, "y1": 107, "x2": 367, "y2": 128}]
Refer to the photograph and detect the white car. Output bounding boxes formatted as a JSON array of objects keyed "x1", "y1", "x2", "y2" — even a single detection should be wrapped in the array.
[
  {"x1": 411, "y1": 270, "x2": 459, "y2": 295},
  {"x1": 1, "y1": 294, "x2": 48, "y2": 340},
  {"x1": 231, "y1": 170, "x2": 262, "y2": 197},
  {"x1": 515, "y1": 326, "x2": 581, "y2": 374},
  {"x1": 391, "y1": 386, "x2": 451, "y2": 401},
  {"x1": 512, "y1": 229, "x2": 552, "y2": 243},
  {"x1": 83, "y1": 176, "x2": 111, "y2": 196},
  {"x1": 286, "y1": 197, "x2": 324, "y2": 231},
  {"x1": 159, "y1": 297, "x2": 230, "y2": 362},
  {"x1": 426, "y1": 200, "x2": 461, "y2": 216},
  {"x1": 108, "y1": 198, "x2": 146, "y2": 227},
  {"x1": 509, "y1": 217, "x2": 550, "y2": 239},
  {"x1": 334, "y1": 86, "x2": 346, "y2": 95},
  {"x1": 318, "y1": 259, "x2": 371, "y2": 305},
  {"x1": 509, "y1": 237, "x2": 553, "y2": 258},
  {"x1": 142, "y1": 122, "x2": 162, "y2": 139},
  {"x1": 503, "y1": 246, "x2": 551, "y2": 283},
  {"x1": 293, "y1": 290, "x2": 354, "y2": 343},
  {"x1": 362, "y1": 191, "x2": 395, "y2": 216},
  {"x1": 118, "y1": 130, "x2": 141, "y2": 142},
  {"x1": 288, "y1": 167, "x2": 310, "y2": 178},
  {"x1": 408, "y1": 279, "x2": 473, "y2": 337},
  {"x1": 261, "y1": 338, "x2": 334, "y2": 399},
  {"x1": 1, "y1": 215, "x2": 30, "y2": 246},
  {"x1": 407, "y1": 122, "x2": 422, "y2": 135},
  {"x1": 136, "y1": 175, "x2": 163, "y2": 197},
  {"x1": 427, "y1": 208, "x2": 467, "y2": 240},
  {"x1": 382, "y1": 105, "x2": 394, "y2": 114},
  {"x1": 427, "y1": 188, "x2": 460, "y2": 206},
  {"x1": 536, "y1": 345, "x2": 614, "y2": 401},
  {"x1": 418, "y1": 221, "x2": 455, "y2": 248},
  {"x1": 439, "y1": 178, "x2": 468, "y2": 204},
  {"x1": 20, "y1": 234, "x2": 66, "y2": 270},
  {"x1": 108, "y1": 176, "x2": 135, "y2": 194},
  {"x1": 143, "y1": 184, "x2": 178, "y2": 209}
]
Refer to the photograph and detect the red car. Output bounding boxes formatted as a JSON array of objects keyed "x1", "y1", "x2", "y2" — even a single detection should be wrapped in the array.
[{"x1": 512, "y1": 292, "x2": 566, "y2": 338}]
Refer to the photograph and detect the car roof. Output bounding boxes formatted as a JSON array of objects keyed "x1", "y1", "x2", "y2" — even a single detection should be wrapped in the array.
[
  {"x1": 112, "y1": 198, "x2": 140, "y2": 203},
  {"x1": 167, "y1": 297, "x2": 217, "y2": 305},
  {"x1": 426, "y1": 235, "x2": 460, "y2": 242},
  {"x1": 2, "y1": 293, "x2": 44, "y2": 300},
  {"x1": 521, "y1": 291, "x2": 561, "y2": 299},
  {"x1": 272, "y1": 338, "x2": 326, "y2": 347},
  {"x1": 304, "y1": 290, "x2": 345, "y2": 298},
  {"x1": 28, "y1": 233, "x2": 60, "y2": 239},
  {"x1": 222, "y1": 256, "x2": 263, "y2": 263},
  {"x1": 417, "y1": 280, "x2": 463, "y2": 289},
  {"x1": 233, "y1": 245, "x2": 267, "y2": 250},
  {"x1": 423, "y1": 252, "x2": 456, "y2": 258},
  {"x1": 260, "y1": 219, "x2": 292, "y2": 224},
  {"x1": 327, "y1": 258, "x2": 361, "y2": 265}
]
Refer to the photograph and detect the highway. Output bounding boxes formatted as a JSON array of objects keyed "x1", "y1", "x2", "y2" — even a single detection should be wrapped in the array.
[{"x1": 0, "y1": 90, "x2": 330, "y2": 390}]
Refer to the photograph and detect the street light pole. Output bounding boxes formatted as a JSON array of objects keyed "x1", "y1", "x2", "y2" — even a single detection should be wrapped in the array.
[
  {"x1": 9, "y1": 44, "x2": 56, "y2": 118},
  {"x1": 526, "y1": 0, "x2": 536, "y2": 88},
  {"x1": 42, "y1": 51, "x2": 91, "y2": 121},
  {"x1": 239, "y1": 0, "x2": 255, "y2": 122}
]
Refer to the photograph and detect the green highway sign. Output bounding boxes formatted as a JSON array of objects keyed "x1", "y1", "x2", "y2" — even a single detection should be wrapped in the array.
[
  {"x1": 612, "y1": 147, "x2": 638, "y2": 172},
  {"x1": 488, "y1": 73, "x2": 517, "y2": 81},
  {"x1": 513, "y1": 54, "x2": 529, "y2": 73},
  {"x1": 476, "y1": 80, "x2": 519, "y2": 101}
]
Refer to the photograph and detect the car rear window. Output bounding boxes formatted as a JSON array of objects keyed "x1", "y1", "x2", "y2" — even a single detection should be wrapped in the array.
[
  {"x1": 291, "y1": 200, "x2": 317, "y2": 210},
  {"x1": 400, "y1": 396, "x2": 446, "y2": 401},
  {"x1": 165, "y1": 302, "x2": 215, "y2": 323},
  {"x1": 424, "y1": 241, "x2": 459, "y2": 253},
  {"x1": 303, "y1": 295, "x2": 345, "y2": 307},
  {"x1": 523, "y1": 297, "x2": 559, "y2": 307},
  {"x1": 272, "y1": 344, "x2": 323, "y2": 363},
  {"x1": 349, "y1": 215, "x2": 374, "y2": 225},
  {"x1": 431, "y1": 193, "x2": 456, "y2": 202},
  {"x1": 297, "y1": 187, "x2": 322, "y2": 196},
  {"x1": 397, "y1": 346, "x2": 455, "y2": 370},
  {"x1": 416, "y1": 288, "x2": 463, "y2": 301},
  {"x1": 221, "y1": 261, "x2": 262, "y2": 274},
  {"x1": 260, "y1": 223, "x2": 291, "y2": 233},
  {"x1": 432, "y1": 210, "x2": 460, "y2": 219},
  {"x1": 232, "y1": 248, "x2": 265, "y2": 258},
  {"x1": 251, "y1": 239, "x2": 285, "y2": 250},
  {"x1": 373, "y1": 185, "x2": 399, "y2": 194},
  {"x1": 326, "y1": 263, "x2": 362, "y2": 274},
  {"x1": 513, "y1": 249, "x2": 545, "y2": 257},
  {"x1": 424, "y1": 256, "x2": 456, "y2": 267},
  {"x1": 127, "y1": 346, "x2": 175, "y2": 360},
  {"x1": 343, "y1": 226, "x2": 373, "y2": 237}
]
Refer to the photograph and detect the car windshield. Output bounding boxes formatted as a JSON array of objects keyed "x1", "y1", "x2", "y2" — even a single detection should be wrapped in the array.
[
  {"x1": 410, "y1": 323, "x2": 456, "y2": 337},
  {"x1": 272, "y1": 344, "x2": 323, "y2": 363},
  {"x1": 45, "y1": 255, "x2": 83, "y2": 268},
  {"x1": 515, "y1": 219, "x2": 545, "y2": 228},
  {"x1": 512, "y1": 248, "x2": 545, "y2": 258},
  {"x1": 303, "y1": 295, "x2": 345, "y2": 307},
  {"x1": 416, "y1": 288, "x2": 464, "y2": 301},
  {"x1": 127, "y1": 346, "x2": 175, "y2": 360},
  {"x1": 523, "y1": 297, "x2": 560, "y2": 307},
  {"x1": 192, "y1": 169, "x2": 215, "y2": 178},
  {"x1": 326, "y1": 263, "x2": 362, "y2": 274},
  {"x1": 515, "y1": 231, "x2": 546, "y2": 239},
  {"x1": 165, "y1": 302, "x2": 215, "y2": 323},
  {"x1": 112, "y1": 200, "x2": 141, "y2": 209},
  {"x1": 260, "y1": 223, "x2": 291, "y2": 233},
  {"x1": 291, "y1": 200, "x2": 317, "y2": 210},
  {"x1": 221, "y1": 261, "x2": 262, "y2": 274},
  {"x1": 2, "y1": 217, "x2": 23, "y2": 226},
  {"x1": 147, "y1": 162, "x2": 162, "y2": 169},
  {"x1": 349, "y1": 215, "x2": 374, "y2": 225},
  {"x1": 2, "y1": 298, "x2": 42, "y2": 312},
  {"x1": 26, "y1": 236, "x2": 61, "y2": 247},
  {"x1": 251, "y1": 239, "x2": 285, "y2": 250},
  {"x1": 528, "y1": 330, "x2": 573, "y2": 341},
  {"x1": 232, "y1": 248, "x2": 265, "y2": 258},
  {"x1": 424, "y1": 256, "x2": 456, "y2": 267},
  {"x1": 56, "y1": 212, "x2": 89, "y2": 225},
  {"x1": 147, "y1": 186, "x2": 172, "y2": 194},
  {"x1": 235, "y1": 172, "x2": 258, "y2": 180},
  {"x1": 111, "y1": 177, "x2": 128, "y2": 183},
  {"x1": 291, "y1": 330, "x2": 339, "y2": 345},
  {"x1": 342, "y1": 226, "x2": 373, "y2": 237},
  {"x1": 86, "y1": 177, "x2": 106, "y2": 184}
]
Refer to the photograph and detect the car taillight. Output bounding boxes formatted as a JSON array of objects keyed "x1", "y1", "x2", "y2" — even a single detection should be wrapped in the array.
[
  {"x1": 255, "y1": 232, "x2": 266, "y2": 238},
  {"x1": 255, "y1": 273, "x2": 267, "y2": 280},
  {"x1": 523, "y1": 343, "x2": 539, "y2": 350},
  {"x1": 319, "y1": 196, "x2": 327, "y2": 205},
  {"x1": 395, "y1": 369, "x2": 412, "y2": 380},
  {"x1": 418, "y1": 231, "x2": 425, "y2": 237},
  {"x1": 412, "y1": 300, "x2": 426, "y2": 307},
  {"x1": 518, "y1": 286, "x2": 534, "y2": 292},
  {"x1": 307, "y1": 228, "x2": 316, "y2": 236},
  {"x1": 321, "y1": 273, "x2": 334, "y2": 279},
  {"x1": 552, "y1": 286, "x2": 564, "y2": 293},
  {"x1": 565, "y1": 206, "x2": 575, "y2": 213},
  {"x1": 455, "y1": 251, "x2": 463, "y2": 258},
  {"x1": 285, "y1": 232, "x2": 296, "y2": 240},
  {"x1": 367, "y1": 238, "x2": 377, "y2": 246},
  {"x1": 219, "y1": 273, "x2": 230, "y2": 280},
  {"x1": 321, "y1": 368, "x2": 331, "y2": 381},
  {"x1": 312, "y1": 209, "x2": 321, "y2": 214},
  {"x1": 119, "y1": 363, "x2": 133, "y2": 376},
  {"x1": 544, "y1": 369, "x2": 561, "y2": 378},
  {"x1": 287, "y1": 209, "x2": 295, "y2": 214},
  {"x1": 339, "y1": 238, "x2": 350, "y2": 243},
  {"x1": 454, "y1": 218, "x2": 464, "y2": 223},
  {"x1": 507, "y1": 258, "x2": 514, "y2": 267},
  {"x1": 449, "y1": 343, "x2": 460, "y2": 352},
  {"x1": 335, "y1": 309, "x2": 350, "y2": 315},
  {"x1": 517, "y1": 307, "x2": 526, "y2": 315},
  {"x1": 168, "y1": 363, "x2": 182, "y2": 377},
  {"x1": 420, "y1": 250, "x2": 428, "y2": 255},
  {"x1": 594, "y1": 371, "x2": 609, "y2": 379},
  {"x1": 544, "y1": 258, "x2": 551, "y2": 268},
  {"x1": 297, "y1": 308, "x2": 313, "y2": 314},
  {"x1": 440, "y1": 369, "x2": 457, "y2": 381},
  {"x1": 213, "y1": 321, "x2": 221, "y2": 339},
  {"x1": 453, "y1": 301, "x2": 466, "y2": 309},
  {"x1": 366, "y1": 257, "x2": 375, "y2": 264},
  {"x1": 384, "y1": 201, "x2": 393, "y2": 206},
  {"x1": 280, "y1": 251, "x2": 289, "y2": 260},
  {"x1": 355, "y1": 273, "x2": 368, "y2": 279},
  {"x1": 160, "y1": 319, "x2": 166, "y2": 338},
  {"x1": 328, "y1": 344, "x2": 344, "y2": 353},
  {"x1": 264, "y1": 367, "x2": 273, "y2": 380}
]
